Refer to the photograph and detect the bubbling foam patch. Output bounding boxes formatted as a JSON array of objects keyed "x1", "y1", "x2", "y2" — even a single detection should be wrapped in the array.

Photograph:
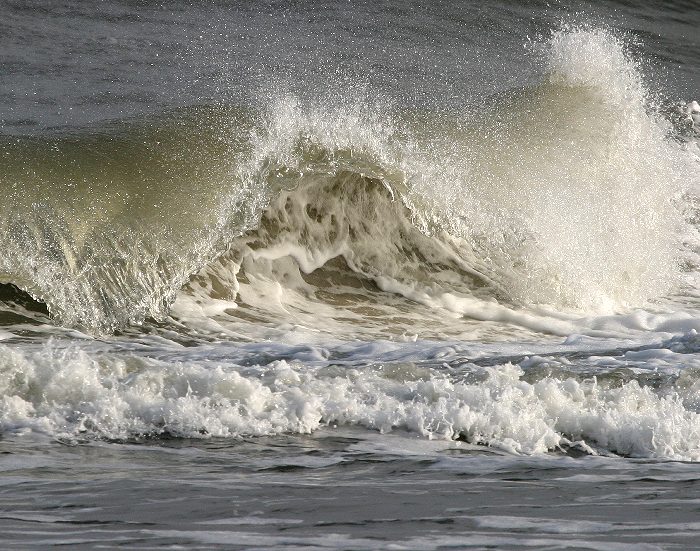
[{"x1": 1, "y1": 341, "x2": 699, "y2": 460}]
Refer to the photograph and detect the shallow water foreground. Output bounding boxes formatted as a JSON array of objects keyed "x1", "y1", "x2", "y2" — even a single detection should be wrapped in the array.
[{"x1": 2, "y1": 430, "x2": 699, "y2": 550}]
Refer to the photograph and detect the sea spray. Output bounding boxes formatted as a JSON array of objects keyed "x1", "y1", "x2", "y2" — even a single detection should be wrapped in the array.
[{"x1": 178, "y1": 28, "x2": 696, "y2": 341}]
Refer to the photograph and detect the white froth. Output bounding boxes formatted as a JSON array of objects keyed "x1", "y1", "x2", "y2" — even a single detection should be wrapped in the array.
[{"x1": 1, "y1": 341, "x2": 699, "y2": 460}]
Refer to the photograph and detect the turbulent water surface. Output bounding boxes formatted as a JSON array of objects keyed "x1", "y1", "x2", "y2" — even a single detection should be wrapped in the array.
[{"x1": 1, "y1": 0, "x2": 700, "y2": 549}]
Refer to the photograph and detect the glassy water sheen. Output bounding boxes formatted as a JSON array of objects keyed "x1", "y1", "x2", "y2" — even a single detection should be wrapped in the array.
[{"x1": 1, "y1": 1, "x2": 700, "y2": 549}]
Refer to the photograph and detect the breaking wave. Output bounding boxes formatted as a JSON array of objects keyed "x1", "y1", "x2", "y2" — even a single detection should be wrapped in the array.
[{"x1": 0, "y1": 28, "x2": 697, "y2": 337}]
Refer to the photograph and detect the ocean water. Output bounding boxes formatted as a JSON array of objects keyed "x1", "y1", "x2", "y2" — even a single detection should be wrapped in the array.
[{"x1": 1, "y1": 0, "x2": 700, "y2": 548}]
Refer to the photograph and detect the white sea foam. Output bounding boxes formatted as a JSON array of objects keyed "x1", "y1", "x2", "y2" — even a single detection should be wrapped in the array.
[{"x1": 1, "y1": 340, "x2": 698, "y2": 460}]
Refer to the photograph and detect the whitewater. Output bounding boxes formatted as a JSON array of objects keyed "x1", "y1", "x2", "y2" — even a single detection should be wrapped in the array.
[{"x1": 1, "y1": 1, "x2": 700, "y2": 548}]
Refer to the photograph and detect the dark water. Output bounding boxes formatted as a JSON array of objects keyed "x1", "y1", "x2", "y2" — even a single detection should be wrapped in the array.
[
  {"x1": 3, "y1": 431, "x2": 700, "y2": 550},
  {"x1": 2, "y1": 1, "x2": 700, "y2": 549},
  {"x1": 2, "y1": 0, "x2": 698, "y2": 132}
]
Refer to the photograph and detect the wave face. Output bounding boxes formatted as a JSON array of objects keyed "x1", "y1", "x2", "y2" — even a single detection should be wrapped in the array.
[{"x1": 1, "y1": 28, "x2": 695, "y2": 337}]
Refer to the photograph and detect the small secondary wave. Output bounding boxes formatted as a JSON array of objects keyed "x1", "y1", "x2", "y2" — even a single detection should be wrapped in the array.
[{"x1": 1, "y1": 339, "x2": 699, "y2": 460}]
